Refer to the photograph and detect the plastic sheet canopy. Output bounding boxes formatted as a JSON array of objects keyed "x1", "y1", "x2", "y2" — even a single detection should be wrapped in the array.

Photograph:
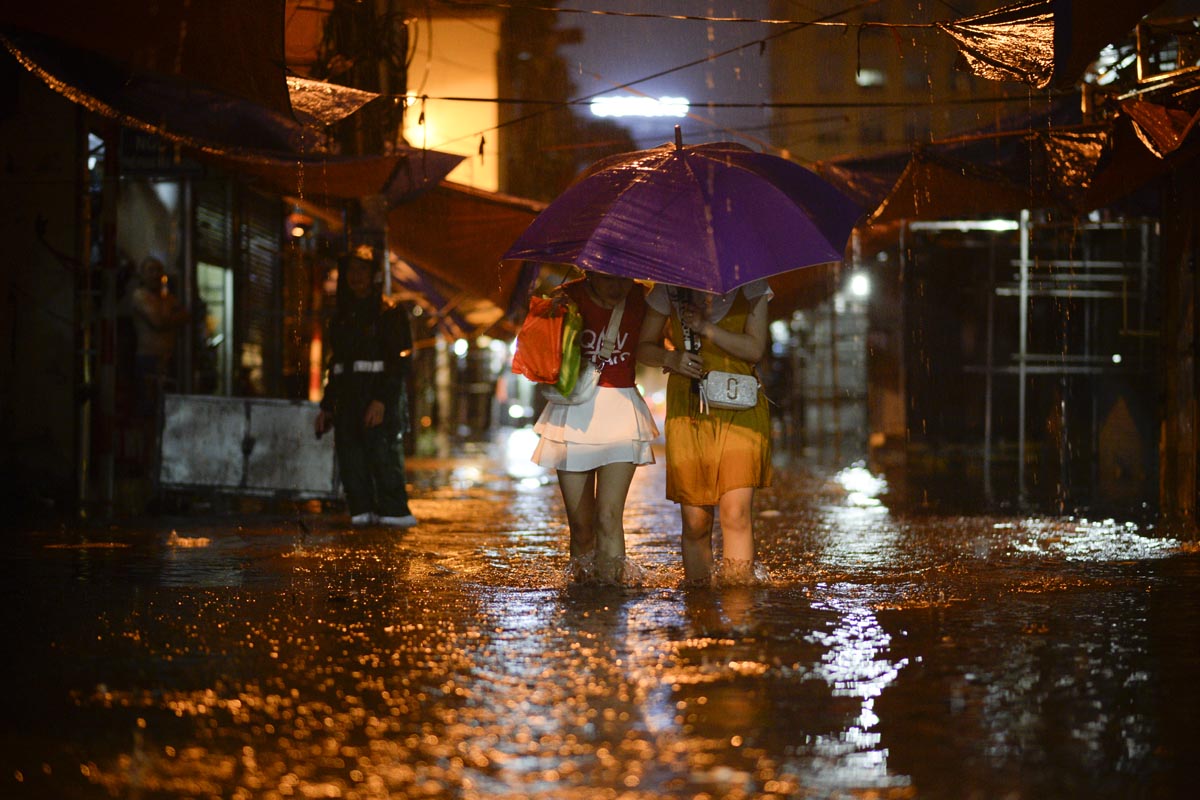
[
  {"x1": 287, "y1": 77, "x2": 379, "y2": 127},
  {"x1": 0, "y1": 0, "x2": 293, "y2": 117},
  {"x1": 1122, "y1": 98, "x2": 1200, "y2": 159},
  {"x1": 869, "y1": 128, "x2": 1110, "y2": 224},
  {"x1": 0, "y1": 28, "x2": 462, "y2": 202},
  {"x1": 938, "y1": 0, "x2": 1165, "y2": 89},
  {"x1": 937, "y1": 0, "x2": 1055, "y2": 88}
]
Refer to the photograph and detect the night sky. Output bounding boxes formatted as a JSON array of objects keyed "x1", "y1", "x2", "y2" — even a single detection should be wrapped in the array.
[{"x1": 557, "y1": 1, "x2": 774, "y2": 150}]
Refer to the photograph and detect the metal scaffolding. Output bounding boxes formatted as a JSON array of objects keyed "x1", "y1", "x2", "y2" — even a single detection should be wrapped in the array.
[{"x1": 904, "y1": 214, "x2": 1159, "y2": 508}]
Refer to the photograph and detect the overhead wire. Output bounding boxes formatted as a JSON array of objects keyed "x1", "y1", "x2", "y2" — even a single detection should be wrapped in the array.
[
  {"x1": 432, "y1": 2, "x2": 925, "y2": 153},
  {"x1": 432, "y1": 0, "x2": 934, "y2": 28},
  {"x1": 405, "y1": 0, "x2": 1062, "y2": 160},
  {"x1": 412, "y1": 0, "x2": 903, "y2": 151},
  {"x1": 407, "y1": 93, "x2": 1058, "y2": 110}
]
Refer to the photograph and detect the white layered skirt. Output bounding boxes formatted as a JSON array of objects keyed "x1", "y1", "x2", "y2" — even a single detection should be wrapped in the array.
[{"x1": 532, "y1": 385, "x2": 659, "y2": 471}]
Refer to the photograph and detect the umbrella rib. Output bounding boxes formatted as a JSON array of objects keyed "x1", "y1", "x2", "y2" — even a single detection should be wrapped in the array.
[
  {"x1": 577, "y1": 151, "x2": 685, "y2": 275},
  {"x1": 676, "y1": 152, "x2": 724, "y2": 289},
  {"x1": 579, "y1": 148, "x2": 722, "y2": 288}
]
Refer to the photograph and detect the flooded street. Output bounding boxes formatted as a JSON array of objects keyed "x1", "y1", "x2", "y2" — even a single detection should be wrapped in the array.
[{"x1": 3, "y1": 429, "x2": 1199, "y2": 799}]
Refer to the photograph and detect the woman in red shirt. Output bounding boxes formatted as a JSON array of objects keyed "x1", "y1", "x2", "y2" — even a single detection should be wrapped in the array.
[{"x1": 531, "y1": 271, "x2": 658, "y2": 584}]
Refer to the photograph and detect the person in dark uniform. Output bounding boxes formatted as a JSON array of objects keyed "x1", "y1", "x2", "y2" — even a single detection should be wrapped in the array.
[{"x1": 314, "y1": 249, "x2": 418, "y2": 528}]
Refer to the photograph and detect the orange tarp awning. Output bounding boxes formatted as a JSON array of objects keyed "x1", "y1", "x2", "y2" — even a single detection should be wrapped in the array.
[{"x1": 388, "y1": 183, "x2": 545, "y2": 314}]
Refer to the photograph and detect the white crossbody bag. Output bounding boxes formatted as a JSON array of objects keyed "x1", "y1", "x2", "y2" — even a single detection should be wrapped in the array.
[
  {"x1": 671, "y1": 287, "x2": 760, "y2": 413},
  {"x1": 699, "y1": 370, "x2": 759, "y2": 412}
]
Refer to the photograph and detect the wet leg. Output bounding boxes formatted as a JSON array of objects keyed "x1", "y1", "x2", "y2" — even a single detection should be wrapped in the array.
[
  {"x1": 717, "y1": 487, "x2": 755, "y2": 566},
  {"x1": 557, "y1": 469, "x2": 597, "y2": 559},
  {"x1": 680, "y1": 503, "x2": 715, "y2": 583},
  {"x1": 592, "y1": 461, "x2": 635, "y2": 581}
]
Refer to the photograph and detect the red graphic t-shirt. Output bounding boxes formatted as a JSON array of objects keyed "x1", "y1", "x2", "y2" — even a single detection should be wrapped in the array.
[{"x1": 563, "y1": 279, "x2": 646, "y2": 389}]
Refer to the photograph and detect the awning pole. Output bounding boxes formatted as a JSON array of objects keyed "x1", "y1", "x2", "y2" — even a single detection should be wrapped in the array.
[
  {"x1": 984, "y1": 232, "x2": 995, "y2": 504},
  {"x1": 1018, "y1": 209, "x2": 1030, "y2": 508},
  {"x1": 96, "y1": 121, "x2": 120, "y2": 518},
  {"x1": 76, "y1": 109, "x2": 92, "y2": 517}
]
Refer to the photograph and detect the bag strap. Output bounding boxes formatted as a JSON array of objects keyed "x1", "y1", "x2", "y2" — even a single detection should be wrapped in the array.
[
  {"x1": 668, "y1": 286, "x2": 701, "y2": 354},
  {"x1": 592, "y1": 297, "x2": 626, "y2": 362}
]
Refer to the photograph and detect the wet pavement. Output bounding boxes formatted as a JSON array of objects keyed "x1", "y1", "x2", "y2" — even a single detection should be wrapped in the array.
[{"x1": 3, "y1": 428, "x2": 1199, "y2": 799}]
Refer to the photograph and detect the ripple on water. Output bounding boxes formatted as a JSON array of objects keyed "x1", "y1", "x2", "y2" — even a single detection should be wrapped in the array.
[{"x1": 15, "y1": 441, "x2": 1200, "y2": 799}]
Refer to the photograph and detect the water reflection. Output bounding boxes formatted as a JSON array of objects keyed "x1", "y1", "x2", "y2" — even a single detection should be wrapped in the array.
[
  {"x1": 7, "y1": 449, "x2": 1199, "y2": 799},
  {"x1": 501, "y1": 426, "x2": 551, "y2": 489},
  {"x1": 158, "y1": 530, "x2": 247, "y2": 588},
  {"x1": 1011, "y1": 517, "x2": 1180, "y2": 561},
  {"x1": 464, "y1": 581, "x2": 917, "y2": 797},
  {"x1": 801, "y1": 590, "x2": 911, "y2": 792},
  {"x1": 469, "y1": 588, "x2": 655, "y2": 797},
  {"x1": 835, "y1": 463, "x2": 889, "y2": 508}
]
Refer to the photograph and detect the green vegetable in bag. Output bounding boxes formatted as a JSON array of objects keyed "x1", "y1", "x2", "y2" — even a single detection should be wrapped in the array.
[{"x1": 553, "y1": 301, "x2": 583, "y2": 396}]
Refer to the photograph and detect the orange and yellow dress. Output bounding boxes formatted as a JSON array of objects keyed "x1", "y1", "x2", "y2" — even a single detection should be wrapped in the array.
[{"x1": 657, "y1": 287, "x2": 773, "y2": 506}]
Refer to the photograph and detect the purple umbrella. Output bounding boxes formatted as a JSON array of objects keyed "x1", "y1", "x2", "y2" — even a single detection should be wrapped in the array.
[{"x1": 502, "y1": 130, "x2": 863, "y2": 294}]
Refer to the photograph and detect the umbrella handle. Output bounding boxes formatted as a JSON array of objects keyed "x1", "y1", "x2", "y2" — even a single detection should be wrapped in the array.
[{"x1": 674, "y1": 125, "x2": 683, "y2": 150}]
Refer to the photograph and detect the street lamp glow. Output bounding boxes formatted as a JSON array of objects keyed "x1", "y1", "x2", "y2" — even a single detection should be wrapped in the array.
[
  {"x1": 589, "y1": 96, "x2": 690, "y2": 118},
  {"x1": 453, "y1": 338, "x2": 469, "y2": 357},
  {"x1": 848, "y1": 272, "x2": 871, "y2": 299}
]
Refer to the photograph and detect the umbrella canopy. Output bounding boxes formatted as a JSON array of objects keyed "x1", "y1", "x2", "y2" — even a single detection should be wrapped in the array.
[{"x1": 502, "y1": 134, "x2": 863, "y2": 295}]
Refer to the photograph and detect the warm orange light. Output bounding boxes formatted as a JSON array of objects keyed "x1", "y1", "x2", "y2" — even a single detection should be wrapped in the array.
[{"x1": 308, "y1": 336, "x2": 323, "y2": 402}]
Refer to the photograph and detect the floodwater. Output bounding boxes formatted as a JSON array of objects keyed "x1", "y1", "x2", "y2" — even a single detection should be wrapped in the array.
[{"x1": 3, "y1": 428, "x2": 1199, "y2": 799}]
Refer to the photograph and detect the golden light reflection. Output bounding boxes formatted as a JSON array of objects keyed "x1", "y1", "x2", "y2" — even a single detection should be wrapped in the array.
[{"x1": 28, "y1": 433, "x2": 1196, "y2": 800}]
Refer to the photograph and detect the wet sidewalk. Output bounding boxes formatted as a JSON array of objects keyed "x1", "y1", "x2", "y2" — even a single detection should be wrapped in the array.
[{"x1": 3, "y1": 429, "x2": 1199, "y2": 799}]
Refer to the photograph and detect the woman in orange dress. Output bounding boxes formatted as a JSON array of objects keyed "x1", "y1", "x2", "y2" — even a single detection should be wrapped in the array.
[{"x1": 637, "y1": 280, "x2": 772, "y2": 584}]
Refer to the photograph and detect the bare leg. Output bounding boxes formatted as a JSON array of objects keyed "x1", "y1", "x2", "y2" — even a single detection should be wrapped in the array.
[
  {"x1": 592, "y1": 461, "x2": 636, "y2": 581},
  {"x1": 680, "y1": 503, "x2": 715, "y2": 583},
  {"x1": 717, "y1": 487, "x2": 755, "y2": 565},
  {"x1": 593, "y1": 462, "x2": 636, "y2": 561},
  {"x1": 557, "y1": 469, "x2": 597, "y2": 560}
]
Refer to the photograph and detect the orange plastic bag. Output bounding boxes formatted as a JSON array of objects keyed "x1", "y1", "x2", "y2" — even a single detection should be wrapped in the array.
[{"x1": 512, "y1": 295, "x2": 575, "y2": 384}]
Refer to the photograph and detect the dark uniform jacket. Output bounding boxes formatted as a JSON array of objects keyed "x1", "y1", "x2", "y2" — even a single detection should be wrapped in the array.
[{"x1": 320, "y1": 295, "x2": 412, "y2": 420}]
